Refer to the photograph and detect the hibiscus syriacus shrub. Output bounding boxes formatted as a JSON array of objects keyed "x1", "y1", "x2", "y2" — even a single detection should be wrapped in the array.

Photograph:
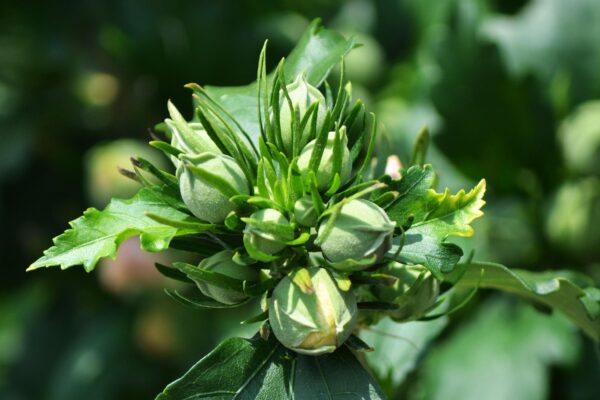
[{"x1": 29, "y1": 21, "x2": 600, "y2": 399}]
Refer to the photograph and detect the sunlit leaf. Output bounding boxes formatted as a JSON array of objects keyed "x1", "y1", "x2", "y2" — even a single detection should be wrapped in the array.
[
  {"x1": 410, "y1": 179, "x2": 486, "y2": 241},
  {"x1": 28, "y1": 187, "x2": 204, "y2": 272}
]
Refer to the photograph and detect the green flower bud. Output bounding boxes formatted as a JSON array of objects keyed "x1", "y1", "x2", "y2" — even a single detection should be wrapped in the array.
[
  {"x1": 294, "y1": 195, "x2": 317, "y2": 227},
  {"x1": 317, "y1": 199, "x2": 395, "y2": 268},
  {"x1": 169, "y1": 121, "x2": 220, "y2": 156},
  {"x1": 269, "y1": 267, "x2": 357, "y2": 355},
  {"x1": 244, "y1": 209, "x2": 292, "y2": 255},
  {"x1": 297, "y1": 128, "x2": 352, "y2": 191},
  {"x1": 275, "y1": 74, "x2": 327, "y2": 155},
  {"x1": 194, "y1": 250, "x2": 259, "y2": 305},
  {"x1": 165, "y1": 102, "x2": 220, "y2": 168},
  {"x1": 177, "y1": 152, "x2": 249, "y2": 223},
  {"x1": 374, "y1": 262, "x2": 439, "y2": 321}
]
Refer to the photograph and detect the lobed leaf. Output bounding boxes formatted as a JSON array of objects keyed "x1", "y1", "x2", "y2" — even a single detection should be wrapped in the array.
[
  {"x1": 411, "y1": 179, "x2": 487, "y2": 240},
  {"x1": 385, "y1": 164, "x2": 437, "y2": 226},
  {"x1": 386, "y1": 166, "x2": 486, "y2": 241},
  {"x1": 28, "y1": 187, "x2": 203, "y2": 272}
]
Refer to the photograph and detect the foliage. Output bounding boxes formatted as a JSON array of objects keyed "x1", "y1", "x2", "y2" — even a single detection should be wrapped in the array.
[
  {"x1": 158, "y1": 334, "x2": 385, "y2": 400},
  {"x1": 28, "y1": 186, "x2": 208, "y2": 272},
  {"x1": 13, "y1": 3, "x2": 600, "y2": 400}
]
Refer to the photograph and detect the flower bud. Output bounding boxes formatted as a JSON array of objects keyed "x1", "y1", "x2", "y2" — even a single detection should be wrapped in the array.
[
  {"x1": 297, "y1": 128, "x2": 352, "y2": 191},
  {"x1": 374, "y1": 262, "x2": 439, "y2": 321},
  {"x1": 194, "y1": 250, "x2": 259, "y2": 305},
  {"x1": 294, "y1": 195, "x2": 317, "y2": 227},
  {"x1": 166, "y1": 102, "x2": 220, "y2": 168},
  {"x1": 317, "y1": 199, "x2": 395, "y2": 268},
  {"x1": 177, "y1": 152, "x2": 249, "y2": 223},
  {"x1": 244, "y1": 209, "x2": 292, "y2": 255},
  {"x1": 274, "y1": 74, "x2": 327, "y2": 155},
  {"x1": 169, "y1": 122, "x2": 220, "y2": 156},
  {"x1": 269, "y1": 267, "x2": 357, "y2": 355}
]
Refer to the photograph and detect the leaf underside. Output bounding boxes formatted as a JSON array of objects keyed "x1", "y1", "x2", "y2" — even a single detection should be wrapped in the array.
[{"x1": 449, "y1": 262, "x2": 600, "y2": 342}]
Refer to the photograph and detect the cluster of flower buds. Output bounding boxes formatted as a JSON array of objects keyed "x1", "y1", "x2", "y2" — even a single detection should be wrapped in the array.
[{"x1": 161, "y1": 69, "x2": 444, "y2": 356}]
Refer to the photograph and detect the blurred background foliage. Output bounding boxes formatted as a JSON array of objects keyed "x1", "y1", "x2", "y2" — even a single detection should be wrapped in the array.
[{"x1": 1, "y1": 0, "x2": 599, "y2": 399}]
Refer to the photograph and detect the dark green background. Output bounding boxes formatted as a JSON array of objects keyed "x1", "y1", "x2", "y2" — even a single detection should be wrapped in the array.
[{"x1": 1, "y1": 0, "x2": 599, "y2": 399}]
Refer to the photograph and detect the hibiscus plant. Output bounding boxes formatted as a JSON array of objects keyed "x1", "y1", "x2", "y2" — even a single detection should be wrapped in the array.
[{"x1": 28, "y1": 20, "x2": 600, "y2": 399}]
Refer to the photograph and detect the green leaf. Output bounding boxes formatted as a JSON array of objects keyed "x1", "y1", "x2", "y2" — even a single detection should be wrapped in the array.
[
  {"x1": 386, "y1": 166, "x2": 485, "y2": 241},
  {"x1": 417, "y1": 298, "x2": 580, "y2": 400},
  {"x1": 385, "y1": 166, "x2": 484, "y2": 278},
  {"x1": 154, "y1": 262, "x2": 194, "y2": 284},
  {"x1": 204, "y1": 19, "x2": 356, "y2": 145},
  {"x1": 284, "y1": 19, "x2": 358, "y2": 85},
  {"x1": 394, "y1": 234, "x2": 464, "y2": 280},
  {"x1": 28, "y1": 187, "x2": 200, "y2": 272},
  {"x1": 385, "y1": 164, "x2": 437, "y2": 226},
  {"x1": 149, "y1": 140, "x2": 182, "y2": 158},
  {"x1": 448, "y1": 262, "x2": 600, "y2": 341},
  {"x1": 411, "y1": 179, "x2": 486, "y2": 240},
  {"x1": 157, "y1": 334, "x2": 385, "y2": 399}
]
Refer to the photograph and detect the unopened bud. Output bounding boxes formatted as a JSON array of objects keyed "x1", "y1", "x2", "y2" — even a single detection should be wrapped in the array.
[
  {"x1": 318, "y1": 199, "x2": 395, "y2": 268},
  {"x1": 177, "y1": 152, "x2": 249, "y2": 223},
  {"x1": 269, "y1": 267, "x2": 357, "y2": 355},
  {"x1": 297, "y1": 128, "x2": 352, "y2": 191}
]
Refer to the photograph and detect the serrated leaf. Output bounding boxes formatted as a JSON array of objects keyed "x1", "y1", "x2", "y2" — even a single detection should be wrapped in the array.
[
  {"x1": 448, "y1": 261, "x2": 600, "y2": 341},
  {"x1": 386, "y1": 166, "x2": 485, "y2": 241},
  {"x1": 157, "y1": 334, "x2": 385, "y2": 399},
  {"x1": 28, "y1": 187, "x2": 201, "y2": 272},
  {"x1": 385, "y1": 164, "x2": 437, "y2": 226},
  {"x1": 411, "y1": 179, "x2": 486, "y2": 240}
]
